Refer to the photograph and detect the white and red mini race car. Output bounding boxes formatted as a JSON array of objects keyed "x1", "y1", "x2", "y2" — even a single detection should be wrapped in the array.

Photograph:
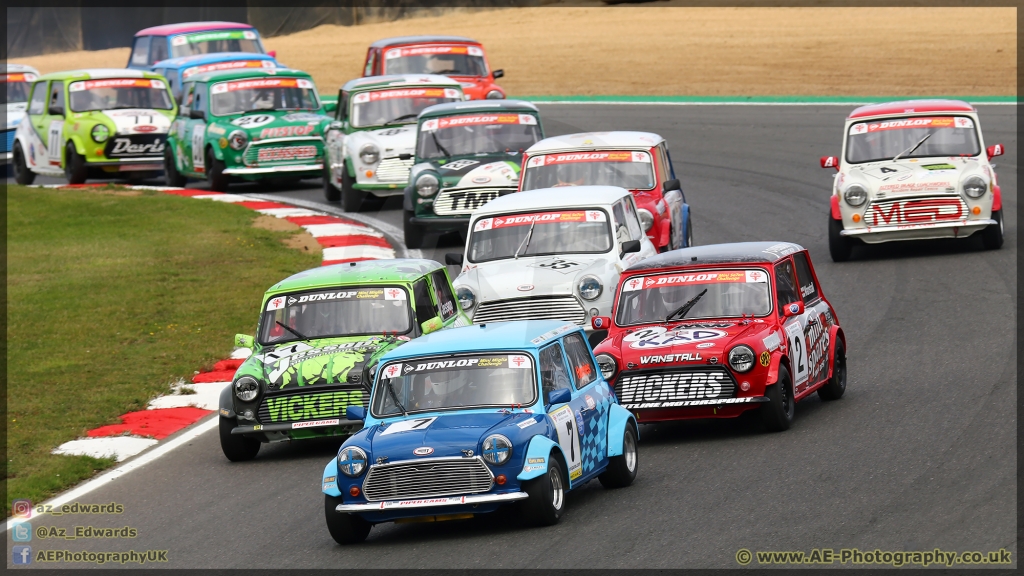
[{"x1": 821, "y1": 99, "x2": 1005, "y2": 261}]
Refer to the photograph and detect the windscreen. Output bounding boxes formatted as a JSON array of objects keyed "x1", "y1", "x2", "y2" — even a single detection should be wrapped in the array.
[
  {"x1": 616, "y1": 269, "x2": 772, "y2": 325},
  {"x1": 181, "y1": 59, "x2": 276, "y2": 80},
  {"x1": 170, "y1": 30, "x2": 263, "y2": 58},
  {"x1": 845, "y1": 116, "x2": 980, "y2": 164},
  {"x1": 522, "y1": 151, "x2": 655, "y2": 190},
  {"x1": 349, "y1": 87, "x2": 462, "y2": 128},
  {"x1": 210, "y1": 77, "x2": 318, "y2": 116},
  {"x1": 68, "y1": 78, "x2": 173, "y2": 112},
  {"x1": 259, "y1": 286, "x2": 411, "y2": 345},
  {"x1": 373, "y1": 353, "x2": 536, "y2": 416},
  {"x1": 383, "y1": 45, "x2": 488, "y2": 76},
  {"x1": 417, "y1": 113, "x2": 542, "y2": 160},
  {"x1": 468, "y1": 209, "x2": 611, "y2": 263},
  {"x1": 3, "y1": 72, "x2": 37, "y2": 104}
]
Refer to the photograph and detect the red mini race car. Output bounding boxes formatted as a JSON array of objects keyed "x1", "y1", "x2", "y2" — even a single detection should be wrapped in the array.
[
  {"x1": 362, "y1": 35, "x2": 505, "y2": 100},
  {"x1": 591, "y1": 242, "x2": 847, "y2": 431}
]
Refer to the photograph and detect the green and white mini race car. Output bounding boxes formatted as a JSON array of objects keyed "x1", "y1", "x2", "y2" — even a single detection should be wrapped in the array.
[
  {"x1": 13, "y1": 68, "x2": 177, "y2": 184},
  {"x1": 164, "y1": 68, "x2": 334, "y2": 191},
  {"x1": 220, "y1": 259, "x2": 470, "y2": 461}
]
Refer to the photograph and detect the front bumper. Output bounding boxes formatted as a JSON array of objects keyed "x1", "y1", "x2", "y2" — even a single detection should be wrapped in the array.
[
  {"x1": 223, "y1": 163, "x2": 323, "y2": 176},
  {"x1": 335, "y1": 491, "x2": 528, "y2": 512},
  {"x1": 840, "y1": 219, "x2": 995, "y2": 243},
  {"x1": 88, "y1": 158, "x2": 164, "y2": 171},
  {"x1": 1, "y1": 152, "x2": 11, "y2": 165},
  {"x1": 231, "y1": 418, "x2": 362, "y2": 435}
]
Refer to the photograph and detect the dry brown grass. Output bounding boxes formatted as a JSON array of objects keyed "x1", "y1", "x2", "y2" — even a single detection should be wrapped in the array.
[{"x1": 17, "y1": 7, "x2": 1016, "y2": 96}]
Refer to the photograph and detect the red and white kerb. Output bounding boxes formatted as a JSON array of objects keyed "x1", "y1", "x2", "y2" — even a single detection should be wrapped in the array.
[
  {"x1": 474, "y1": 210, "x2": 606, "y2": 232},
  {"x1": 622, "y1": 270, "x2": 768, "y2": 292}
]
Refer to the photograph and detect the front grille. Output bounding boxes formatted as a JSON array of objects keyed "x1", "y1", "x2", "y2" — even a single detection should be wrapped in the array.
[
  {"x1": 256, "y1": 387, "x2": 367, "y2": 424},
  {"x1": 103, "y1": 134, "x2": 167, "y2": 159},
  {"x1": 864, "y1": 195, "x2": 968, "y2": 227},
  {"x1": 473, "y1": 295, "x2": 587, "y2": 325},
  {"x1": 363, "y1": 457, "x2": 493, "y2": 502},
  {"x1": 375, "y1": 157, "x2": 413, "y2": 183},
  {"x1": 3, "y1": 129, "x2": 14, "y2": 153},
  {"x1": 433, "y1": 188, "x2": 505, "y2": 216},
  {"x1": 615, "y1": 367, "x2": 737, "y2": 408},
  {"x1": 243, "y1": 138, "x2": 321, "y2": 167}
]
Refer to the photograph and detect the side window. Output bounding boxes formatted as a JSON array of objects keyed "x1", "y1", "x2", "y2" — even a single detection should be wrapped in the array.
[
  {"x1": 130, "y1": 37, "x2": 152, "y2": 66},
  {"x1": 338, "y1": 90, "x2": 349, "y2": 121},
  {"x1": 775, "y1": 258, "x2": 801, "y2": 314},
  {"x1": 429, "y1": 270, "x2": 457, "y2": 322},
  {"x1": 622, "y1": 196, "x2": 644, "y2": 241},
  {"x1": 562, "y1": 333, "x2": 597, "y2": 388},
  {"x1": 363, "y1": 49, "x2": 376, "y2": 76},
  {"x1": 193, "y1": 88, "x2": 205, "y2": 114},
  {"x1": 48, "y1": 81, "x2": 64, "y2": 113},
  {"x1": 181, "y1": 83, "x2": 195, "y2": 109},
  {"x1": 412, "y1": 279, "x2": 439, "y2": 326},
  {"x1": 792, "y1": 252, "x2": 820, "y2": 302},
  {"x1": 539, "y1": 343, "x2": 571, "y2": 399},
  {"x1": 655, "y1": 144, "x2": 673, "y2": 184},
  {"x1": 665, "y1": 147, "x2": 677, "y2": 179},
  {"x1": 29, "y1": 82, "x2": 47, "y2": 115},
  {"x1": 149, "y1": 37, "x2": 168, "y2": 64},
  {"x1": 611, "y1": 200, "x2": 630, "y2": 246}
]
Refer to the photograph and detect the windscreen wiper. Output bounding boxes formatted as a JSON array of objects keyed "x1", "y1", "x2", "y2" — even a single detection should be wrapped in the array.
[
  {"x1": 514, "y1": 217, "x2": 538, "y2": 260},
  {"x1": 383, "y1": 113, "x2": 419, "y2": 126},
  {"x1": 665, "y1": 289, "x2": 708, "y2": 322},
  {"x1": 893, "y1": 133, "x2": 933, "y2": 162},
  {"x1": 275, "y1": 321, "x2": 307, "y2": 341},
  {"x1": 385, "y1": 379, "x2": 408, "y2": 417},
  {"x1": 430, "y1": 130, "x2": 452, "y2": 160}
]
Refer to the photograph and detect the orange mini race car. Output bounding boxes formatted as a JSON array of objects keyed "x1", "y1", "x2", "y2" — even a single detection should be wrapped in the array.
[{"x1": 361, "y1": 35, "x2": 506, "y2": 100}]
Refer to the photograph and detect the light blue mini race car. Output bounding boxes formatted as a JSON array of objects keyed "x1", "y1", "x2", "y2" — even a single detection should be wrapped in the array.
[{"x1": 321, "y1": 320, "x2": 639, "y2": 544}]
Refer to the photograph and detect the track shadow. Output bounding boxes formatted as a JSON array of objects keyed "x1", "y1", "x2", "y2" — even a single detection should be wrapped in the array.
[{"x1": 849, "y1": 235, "x2": 995, "y2": 262}]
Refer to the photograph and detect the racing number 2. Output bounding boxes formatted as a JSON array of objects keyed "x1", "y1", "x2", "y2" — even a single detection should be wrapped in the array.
[{"x1": 784, "y1": 321, "x2": 808, "y2": 385}]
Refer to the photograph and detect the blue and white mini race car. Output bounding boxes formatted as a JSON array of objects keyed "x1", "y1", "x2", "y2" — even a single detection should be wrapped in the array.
[{"x1": 321, "y1": 320, "x2": 639, "y2": 544}]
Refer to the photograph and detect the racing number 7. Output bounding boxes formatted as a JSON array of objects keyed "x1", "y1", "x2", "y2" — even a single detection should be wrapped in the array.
[{"x1": 410, "y1": 418, "x2": 432, "y2": 429}]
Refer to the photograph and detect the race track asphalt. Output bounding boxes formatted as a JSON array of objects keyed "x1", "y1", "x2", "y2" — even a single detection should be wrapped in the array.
[{"x1": 9, "y1": 104, "x2": 1016, "y2": 569}]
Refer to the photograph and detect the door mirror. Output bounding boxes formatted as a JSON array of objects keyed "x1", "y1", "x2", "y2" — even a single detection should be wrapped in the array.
[
  {"x1": 420, "y1": 316, "x2": 443, "y2": 334},
  {"x1": 820, "y1": 156, "x2": 840, "y2": 170},
  {"x1": 987, "y1": 144, "x2": 1004, "y2": 159},
  {"x1": 345, "y1": 406, "x2": 366, "y2": 421},
  {"x1": 322, "y1": 100, "x2": 337, "y2": 115},
  {"x1": 620, "y1": 239, "x2": 641, "y2": 257},
  {"x1": 782, "y1": 301, "x2": 804, "y2": 317},
  {"x1": 547, "y1": 388, "x2": 571, "y2": 406},
  {"x1": 492, "y1": 69, "x2": 504, "y2": 80},
  {"x1": 47, "y1": 105, "x2": 64, "y2": 116},
  {"x1": 591, "y1": 316, "x2": 612, "y2": 330},
  {"x1": 445, "y1": 252, "x2": 464, "y2": 266},
  {"x1": 662, "y1": 178, "x2": 681, "y2": 193},
  {"x1": 234, "y1": 334, "x2": 255, "y2": 350},
  {"x1": 267, "y1": 50, "x2": 277, "y2": 58},
  {"x1": 189, "y1": 108, "x2": 205, "y2": 120}
]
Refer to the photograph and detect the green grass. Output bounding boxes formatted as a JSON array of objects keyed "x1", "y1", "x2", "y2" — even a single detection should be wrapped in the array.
[{"x1": 6, "y1": 185, "x2": 321, "y2": 505}]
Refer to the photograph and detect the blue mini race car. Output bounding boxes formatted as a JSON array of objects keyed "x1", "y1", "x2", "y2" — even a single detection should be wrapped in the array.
[{"x1": 321, "y1": 320, "x2": 639, "y2": 544}]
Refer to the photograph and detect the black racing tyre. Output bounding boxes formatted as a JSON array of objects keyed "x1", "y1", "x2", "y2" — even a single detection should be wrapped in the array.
[
  {"x1": 164, "y1": 148, "x2": 187, "y2": 187},
  {"x1": 828, "y1": 215, "x2": 853, "y2": 262},
  {"x1": 340, "y1": 167, "x2": 367, "y2": 212},
  {"x1": 760, "y1": 365, "x2": 795, "y2": 432},
  {"x1": 981, "y1": 209, "x2": 1004, "y2": 250},
  {"x1": 206, "y1": 149, "x2": 229, "y2": 192},
  {"x1": 13, "y1": 142, "x2": 35, "y2": 185},
  {"x1": 64, "y1": 142, "x2": 88, "y2": 184},
  {"x1": 323, "y1": 164, "x2": 341, "y2": 202},
  {"x1": 599, "y1": 423, "x2": 638, "y2": 489},
  {"x1": 521, "y1": 453, "x2": 566, "y2": 526},
  {"x1": 218, "y1": 416, "x2": 260, "y2": 461},
  {"x1": 324, "y1": 494, "x2": 371, "y2": 544},
  {"x1": 403, "y1": 209, "x2": 426, "y2": 249},
  {"x1": 817, "y1": 339, "x2": 847, "y2": 401}
]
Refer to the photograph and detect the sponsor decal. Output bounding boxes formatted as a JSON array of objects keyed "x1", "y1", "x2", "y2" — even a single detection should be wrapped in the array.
[
  {"x1": 256, "y1": 145, "x2": 318, "y2": 163},
  {"x1": 354, "y1": 88, "x2": 460, "y2": 103},
  {"x1": 182, "y1": 60, "x2": 274, "y2": 78},
  {"x1": 762, "y1": 331, "x2": 782, "y2": 352},
  {"x1": 622, "y1": 270, "x2": 763, "y2": 292},
  {"x1": 529, "y1": 150, "x2": 650, "y2": 167},
  {"x1": 530, "y1": 323, "x2": 577, "y2": 344},
  {"x1": 260, "y1": 125, "x2": 316, "y2": 138},
  {"x1": 761, "y1": 243, "x2": 798, "y2": 258},
  {"x1": 385, "y1": 44, "x2": 483, "y2": 58},
  {"x1": 866, "y1": 198, "x2": 965, "y2": 226},
  {"x1": 574, "y1": 410, "x2": 585, "y2": 435},
  {"x1": 527, "y1": 457, "x2": 545, "y2": 464},
  {"x1": 381, "y1": 363, "x2": 404, "y2": 379},
  {"x1": 696, "y1": 342, "x2": 716, "y2": 349},
  {"x1": 292, "y1": 418, "x2": 341, "y2": 429},
  {"x1": 213, "y1": 77, "x2": 310, "y2": 94},
  {"x1": 134, "y1": 125, "x2": 157, "y2": 133},
  {"x1": 804, "y1": 312, "x2": 831, "y2": 387},
  {"x1": 69, "y1": 79, "x2": 162, "y2": 91},
  {"x1": 850, "y1": 117, "x2": 960, "y2": 135},
  {"x1": 921, "y1": 163, "x2": 957, "y2": 171},
  {"x1": 413, "y1": 446, "x2": 434, "y2": 456},
  {"x1": 483, "y1": 210, "x2": 605, "y2": 230},
  {"x1": 517, "y1": 284, "x2": 534, "y2": 291},
  {"x1": 378, "y1": 416, "x2": 437, "y2": 435},
  {"x1": 760, "y1": 350, "x2": 771, "y2": 367},
  {"x1": 283, "y1": 112, "x2": 327, "y2": 122},
  {"x1": 621, "y1": 397, "x2": 761, "y2": 409},
  {"x1": 875, "y1": 181, "x2": 953, "y2": 193},
  {"x1": 517, "y1": 419, "x2": 538, "y2": 429},
  {"x1": 593, "y1": 317, "x2": 606, "y2": 329},
  {"x1": 181, "y1": 30, "x2": 257, "y2": 44},
  {"x1": 378, "y1": 496, "x2": 468, "y2": 509},
  {"x1": 640, "y1": 353, "x2": 704, "y2": 364},
  {"x1": 384, "y1": 355, "x2": 528, "y2": 377},
  {"x1": 438, "y1": 189, "x2": 500, "y2": 214},
  {"x1": 585, "y1": 395, "x2": 596, "y2": 410},
  {"x1": 108, "y1": 136, "x2": 165, "y2": 158},
  {"x1": 522, "y1": 465, "x2": 543, "y2": 472},
  {"x1": 264, "y1": 390, "x2": 365, "y2": 422},
  {"x1": 509, "y1": 354, "x2": 531, "y2": 368},
  {"x1": 421, "y1": 114, "x2": 536, "y2": 131},
  {"x1": 2, "y1": 73, "x2": 37, "y2": 82},
  {"x1": 617, "y1": 370, "x2": 730, "y2": 402},
  {"x1": 472, "y1": 176, "x2": 491, "y2": 184},
  {"x1": 624, "y1": 326, "x2": 728, "y2": 350}
]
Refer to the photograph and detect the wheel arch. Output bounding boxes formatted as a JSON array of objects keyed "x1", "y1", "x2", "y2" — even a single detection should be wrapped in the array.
[
  {"x1": 826, "y1": 325, "x2": 846, "y2": 380},
  {"x1": 606, "y1": 403, "x2": 638, "y2": 458}
]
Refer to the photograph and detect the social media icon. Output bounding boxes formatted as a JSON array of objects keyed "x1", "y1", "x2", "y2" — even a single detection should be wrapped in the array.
[
  {"x1": 11, "y1": 500, "x2": 31, "y2": 519},
  {"x1": 12, "y1": 545, "x2": 32, "y2": 565},
  {"x1": 11, "y1": 522, "x2": 31, "y2": 542}
]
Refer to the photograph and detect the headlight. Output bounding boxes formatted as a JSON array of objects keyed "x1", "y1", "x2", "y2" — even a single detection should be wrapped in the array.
[
  {"x1": 728, "y1": 345, "x2": 755, "y2": 373},
  {"x1": 481, "y1": 434, "x2": 512, "y2": 465},
  {"x1": 962, "y1": 176, "x2": 987, "y2": 198},
  {"x1": 577, "y1": 275, "x2": 603, "y2": 301},
  {"x1": 228, "y1": 130, "x2": 248, "y2": 151},
  {"x1": 485, "y1": 90, "x2": 505, "y2": 99},
  {"x1": 456, "y1": 286, "x2": 475, "y2": 310},
  {"x1": 91, "y1": 124, "x2": 109, "y2": 143},
  {"x1": 637, "y1": 208, "x2": 654, "y2": 231},
  {"x1": 416, "y1": 173, "x2": 439, "y2": 197},
  {"x1": 337, "y1": 446, "x2": 368, "y2": 477},
  {"x1": 233, "y1": 376, "x2": 260, "y2": 402},
  {"x1": 843, "y1": 185, "x2": 868, "y2": 207},
  {"x1": 595, "y1": 353, "x2": 617, "y2": 380},
  {"x1": 359, "y1": 144, "x2": 379, "y2": 165}
]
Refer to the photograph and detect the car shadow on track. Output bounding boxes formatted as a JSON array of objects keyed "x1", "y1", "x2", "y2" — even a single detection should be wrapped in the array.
[{"x1": 849, "y1": 235, "x2": 999, "y2": 262}]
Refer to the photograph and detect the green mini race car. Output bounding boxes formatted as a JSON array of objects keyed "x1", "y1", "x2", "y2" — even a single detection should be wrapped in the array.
[
  {"x1": 219, "y1": 258, "x2": 470, "y2": 461},
  {"x1": 403, "y1": 100, "x2": 544, "y2": 248},
  {"x1": 12, "y1": 68, "x2": 177, "y2": 185},
  {"x1": 164, "y1": 68, "x2": 335, "y2": 191}
]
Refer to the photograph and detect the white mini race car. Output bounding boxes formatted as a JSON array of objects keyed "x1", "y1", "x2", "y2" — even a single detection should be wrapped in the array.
[
  {"x1": 821, "y1": 99, "x2": 1005, "y2": 261},
  {"x1": 445, "y1": 186, "x2": 658, "y2": 346},
  {"x1": 3, "y1": 64, "x2": 40, "y2": 166}
]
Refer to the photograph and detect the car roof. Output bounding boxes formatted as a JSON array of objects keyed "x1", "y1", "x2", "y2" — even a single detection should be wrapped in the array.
[
  {"x1": 419, "y1": 99, "x2": 539, "y2": 118},
  {"x1": 267, "y1": 259, "x2": 444, "y2": 294},
  {"x1": 626, "y1": 242, "x2": 806, "y2": 271},
  {"x1": 189, "y1": 67, "x2": 311, "y2": 84},
  {"x1": 475, "y1": 186, "x2": 632, "y2": 215},
  {"x1": 37, "y1": 68, "x2": 155, "y2": 81},
  {"x1": 381, "y1": 320, "x2": 580, "y2": 361},
  {"x1": 136, "y1": 21, "x2": 255, "y2": 36},
  {"x1": 848, "y1": 99, "x2": 976, "y2": 120},
  {"x1": 370, "y1": 35, "x2": 479, "y2": 49},
  {"x1": 153, "y1": 52, "x2": 276, "y2": 69},
  {"x1": 341, "y1": 74, "x2": 462, "y2": 92},
  {"x1": 3, "y1": 64, "x2": 40, "y2": 75},
  {"x1": 527, "y1": 131, "x2": 664, "y2": 153}
]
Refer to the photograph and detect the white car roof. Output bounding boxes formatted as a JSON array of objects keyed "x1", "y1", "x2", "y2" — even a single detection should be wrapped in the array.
[
  {"x1": 526, "y1": 131, "x2": 664, "y2": 154},
  {"x1": 475, "y1": 186, "x2": 632, "y2": 215},
  {"x1": 3, "y1": 64, "x2": 40, "y2": 75},
  {"x1": 344, "y1": 74, "x2": 462, "y2": 91},
  {"x1": 68, "y1": 68, "x2": 148, "y2": 79}
]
